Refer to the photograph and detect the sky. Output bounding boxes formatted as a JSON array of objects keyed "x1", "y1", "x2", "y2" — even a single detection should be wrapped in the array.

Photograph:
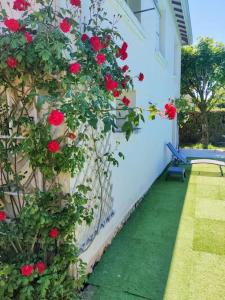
[{"x1": 188, "y1": 0, "x2": 225, "y2": 44}]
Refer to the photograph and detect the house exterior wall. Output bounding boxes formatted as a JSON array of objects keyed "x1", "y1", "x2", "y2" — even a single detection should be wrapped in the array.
[
  {"x1": 79, "y1": 0, "x2": 183, "y2": 268},
  {"x1": 2, "y1": 0, "x2": 189, "y2": 270}
]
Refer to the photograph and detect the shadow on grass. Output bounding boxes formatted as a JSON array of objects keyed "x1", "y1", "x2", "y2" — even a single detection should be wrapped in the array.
[{"x1": 83, "y1": 165, "x2": 191, "y2": 300}]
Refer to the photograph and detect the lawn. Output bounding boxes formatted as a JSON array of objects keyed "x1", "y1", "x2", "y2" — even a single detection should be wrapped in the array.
[{"x1": 83, "y1": 162, "x2": 225, "y2": 300}]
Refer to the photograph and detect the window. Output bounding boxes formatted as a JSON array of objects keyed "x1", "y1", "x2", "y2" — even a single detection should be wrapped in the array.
[
  {"x1": 156, "y1": 8, "x2": 166, "y2": 57},
  {"x1": 116, "y1": 90, "x2": 136, "y2": 129},
  {"x1": 125, "y1": 0, "x2": 141, "y2": 22}
]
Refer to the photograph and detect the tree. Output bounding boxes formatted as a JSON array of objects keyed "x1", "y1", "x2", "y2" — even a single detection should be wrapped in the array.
[{"x1": 181, "y1": 37, "x2": 225, "y2": 146}]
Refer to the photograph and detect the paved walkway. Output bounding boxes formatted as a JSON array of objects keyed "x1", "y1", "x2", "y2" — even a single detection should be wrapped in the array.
[
  {"x1": 84, "y1": 160, "x2": 225, "y2": 300},
  {"x1": 181, "y1": 148, "x2": 225, "y2": 159}
]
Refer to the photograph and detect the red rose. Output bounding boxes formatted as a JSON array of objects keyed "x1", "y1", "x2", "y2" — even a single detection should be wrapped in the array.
[
  {"x1": 60, "y1": 19, "x2": 71, "y2": 33},
  {"x1": 49, "y1": 228, "x2": 59, "y2": 239},
  {"x1": 122, "y1": 96, "x2": 131, "y2": 106},
  {"x1": 70, "y1": 0, "x2": 81, "y2": 7},
  {"x1": 20, "y1": 264, "x2": 33, "y2": 277},
  {"x1": 35, "y1": 262, "x2": 46, "y2": 274},
  {"x1": 122, "y1": 65, "x2": 129, "y2": 72},
  {"x1": 69, "y1": 62, "x2": 81, "y2": 74},
  {"x1": 4, "y1": 19, "x2": 20, "y2": 32},
  {"x1": 24, "y1": 32, "x2": 32, "y2": 43},
  {"x1": 113, "y1": 90, "x2": 120, "y2": 97},
  {"x1": 121, "y1": 42, "x2": 128, "y2": 52},
  {"x1": 6, "y1": 57, "x2": 17, "y2": 69},
  {"x1": 105, "y1": 75, "x2": 118, "y2": 91},
  {"x1": 96, "y1": 53, "x2": 106, "y2": 65},
  {"x1": 138, "y1": 72, "x2": 144, "y2": 81},
  {"x1": 13, "y1": 0, "x2": 30, "y2": 11},
  {"x1": 47, "y1": 140, "x2": 60, "y2": 153},
  {"x1": 116, "y1": 41, "x2": 128, "y2": 60},
  {"x1": 90, "y1": 36, "x2": 101, "y2": 51},
  {"x1": 67, "y1": 132, "x2": 76, "y2": 140},
  {"x1": 165, "y1": 103, "x2": 177, "y2": 120},
  {"x1": 0, "y1": 211, "x2": 6, "y2": 222},
  {"x1": 120, "y1": 52, "x2": 128, "y2": 60},
  {"x1": 121, "y1": 80, "x2": 127, "y2": 89},
  {"x1": 81, "y1": 33, "x2": 89, "y2": 42},
  {"x1": 48, "y1": 110, "x2": 64, "y2": 126}
]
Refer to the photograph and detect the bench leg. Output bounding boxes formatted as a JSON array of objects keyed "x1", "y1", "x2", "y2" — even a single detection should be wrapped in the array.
[{"x1": 219, "y1": 166, "x2": 224, "y2": 177}]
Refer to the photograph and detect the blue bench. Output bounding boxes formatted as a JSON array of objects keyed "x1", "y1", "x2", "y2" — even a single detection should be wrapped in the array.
[{"x1": 166, "y1": 166, "x2": 186, "y2": 182}]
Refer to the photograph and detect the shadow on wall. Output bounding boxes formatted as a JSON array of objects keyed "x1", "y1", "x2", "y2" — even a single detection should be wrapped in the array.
[{"x1": 82, "y1": 164, "x2": 191, "y2": 300}]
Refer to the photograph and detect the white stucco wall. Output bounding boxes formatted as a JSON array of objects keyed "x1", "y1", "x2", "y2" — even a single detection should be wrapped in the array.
[{"x1": 80, "y1": 0, "x2": 182, "y2": 267}]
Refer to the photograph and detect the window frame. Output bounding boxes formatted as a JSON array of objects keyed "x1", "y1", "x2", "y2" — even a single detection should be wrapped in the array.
[{"x1": 124, "y1": 0, "x2": 142, "y2": 23}]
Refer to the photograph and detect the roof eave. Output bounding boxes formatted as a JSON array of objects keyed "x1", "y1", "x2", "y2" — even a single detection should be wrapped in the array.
[{"x1": 172, "y1": 0, "x2": 193, "y2": 45}]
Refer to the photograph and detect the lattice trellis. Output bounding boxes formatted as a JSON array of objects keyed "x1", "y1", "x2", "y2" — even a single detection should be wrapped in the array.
[
  {"x1": 0, "y1": 88, "x2": 42, "y2": 216},
  {"x1": 72, "y1": 125, "x2": 114, "y2": 253},
  {"x1": 0, "y1": 89, "x2": 114, "y2": 250}
]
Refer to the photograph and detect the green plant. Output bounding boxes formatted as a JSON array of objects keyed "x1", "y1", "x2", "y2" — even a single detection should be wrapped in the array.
[{"x1": 174, "y1": 97, "x2": 196, "y2": 128}]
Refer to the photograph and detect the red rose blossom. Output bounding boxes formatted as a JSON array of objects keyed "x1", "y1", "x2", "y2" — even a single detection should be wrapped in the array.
[
  {"x1": 13, "y1": 0, "x2": 30, "y2": 11},
  {"x1": 6, "y1": 57, "x2": 17, "y2": 69},
  {"x1": 121, "y1": 80, "x2": 127, "y2": 89},
  {"x1": 113, "y1": 90, "x2": 120, "y2": 97},
  {"x1": 47, "y1": 140, "x2": 60, "y2": 153},
  {"x1": 81, "y1": 33, "x2": 89, "y2": 42},
  {"x1": 122, "y1": 65, "x2": 129, "y2": 72},
  {"x1": 90, "y1": 36, "x2": 101, "y2": 51},
  {"x1": 96, "y1": 53, "x2": 106, "y2": 65},
  {"x1": 120, "y1": 52, "x2": 128, "y2": 60},
  {"x1": 48, "y1": 110, "x2": 64, "y2": 126},
  {"x1": 67, "y1": 132, "x2": 76, "y2": 140},
  {"x1": 35, "y1": 262, "x2": 46, "y2": 274},
  {"x1": 60, "y1": 18, "x2": 71, "y2": 33},
  {"x1": 69, "y1": 62, "x2": 81, "y2": 74},
  {"x1": 138, "y1": 72, "x2": 144, "y2": 81},
  {"x1": 121, "y1": 42, "x2": 128, "y2": 52},
  {"x1": 24, "y1": 32, "x2": 32, "y2": 43},
  {"x1": 105, "y1": 75, "x2": 118, "y2": 91},
  {"x1": 0, "y1": 211, "x2": 6, "y2": 222},
  {"x1": 20, "y1": 264, "x2": 33, "y2": 277},
  {"x1": 49, "y1": 228, "x2": 59, "y2": 239},
  {"x1": 4, "y1": 19, "x2": 20, "y2": 32},
  {"x1": 116, "y1": 41, "x2": 128, "y2": 61},
  {"x1": 165, "y1": 103, "x2": 177, "y2": 120},
  {"x1": 70, "y1": 0, "x2": 81, "y2": 7},
  {"x1": 122, "y1": 96, "x2": 131, "y2": 106}
]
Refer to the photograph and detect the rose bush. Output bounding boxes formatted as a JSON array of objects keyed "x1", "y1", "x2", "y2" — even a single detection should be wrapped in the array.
[{"x1": 0, "y1": 0, "x2": 175, "y2": 298}]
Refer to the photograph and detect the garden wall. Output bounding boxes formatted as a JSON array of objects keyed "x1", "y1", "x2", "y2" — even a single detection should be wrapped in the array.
[{"x1": 179, "y1": 111, "x2": 225, "y2": 145}]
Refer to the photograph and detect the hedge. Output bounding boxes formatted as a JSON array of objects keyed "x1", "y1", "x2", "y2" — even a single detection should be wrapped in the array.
[{"x1": 179, "y1": 111, "x2": 225, "y2": 145}]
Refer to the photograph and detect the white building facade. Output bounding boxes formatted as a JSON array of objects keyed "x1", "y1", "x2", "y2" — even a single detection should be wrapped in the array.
[{"x1": 78, "y1": 0, "x2": 192, "y2": 270}]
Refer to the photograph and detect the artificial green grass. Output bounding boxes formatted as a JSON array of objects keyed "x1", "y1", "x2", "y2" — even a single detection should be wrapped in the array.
[
  {"x1": 85, "y1": 167, "x2": 190, "y2": 300},
  {"x1": 84, "y1": 162, "x2": 225, "y2": 300},
  {"x1": 164, "y1": 162, "x2": 225, "y2": 300}
]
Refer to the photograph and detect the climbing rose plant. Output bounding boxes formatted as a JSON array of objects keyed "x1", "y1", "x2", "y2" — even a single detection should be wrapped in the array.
[{"x1": 0, "y1": 0, "x2": 176, "y2": 299}]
